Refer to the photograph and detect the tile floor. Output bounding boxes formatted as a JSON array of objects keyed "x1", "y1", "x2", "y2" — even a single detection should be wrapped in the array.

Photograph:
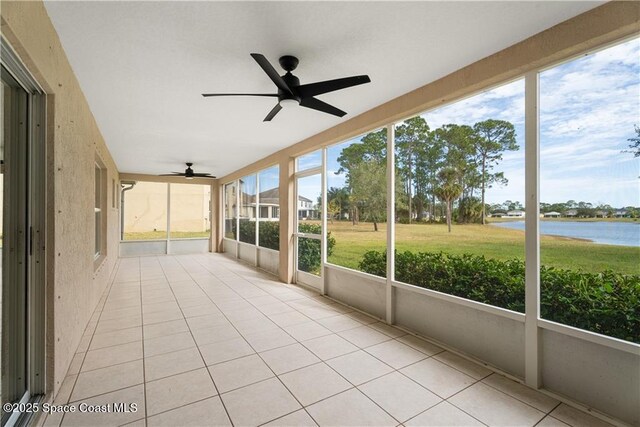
[{"x1": 43, "y1": 254, "x2": 614, "y2": 427}]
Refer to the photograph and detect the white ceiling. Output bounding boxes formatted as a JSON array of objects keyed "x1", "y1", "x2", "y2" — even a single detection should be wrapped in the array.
[{"x1": 44, "y1": 1, "x2": 602, "y2": 177}]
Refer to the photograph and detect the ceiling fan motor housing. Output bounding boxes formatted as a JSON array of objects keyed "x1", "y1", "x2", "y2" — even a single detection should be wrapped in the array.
[{"x1": 280, "y1": 72, "x2": 301, "y2": 103}]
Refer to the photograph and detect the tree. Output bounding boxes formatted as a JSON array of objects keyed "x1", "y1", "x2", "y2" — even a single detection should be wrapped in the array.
[
  {"x1": 336, "y1": 129, "x2": 386, "y2": 224},
  {"x1": 624, "y1": 125, "x2": 640, "y2": 157},
  {"x1": 349, "y1": 160, "x2": 387, "y2": 231},
  {"x1": 434, "y1": 168, "x2": 463, "y2": 233},
  {"x1": 472, "y1": 120, "x2": 518, "y2": 225},
  {"x1": 327, "y1": 187, "x2": 350, "y2": 220},
  {"x1": 395, "y1": 117, "x2": 430, "y2": 223}
]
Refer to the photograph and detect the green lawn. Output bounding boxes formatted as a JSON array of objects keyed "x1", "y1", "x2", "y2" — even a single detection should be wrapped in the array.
[
  {"x1": 124, "y1": 230, "x2": 210, "y2": 240},
  {"x1": 326, "y1": 221, "x2": 640, "y2": 275}
]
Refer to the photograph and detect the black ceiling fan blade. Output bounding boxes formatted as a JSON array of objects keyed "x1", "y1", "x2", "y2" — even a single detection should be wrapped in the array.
[
  {"x1": 250, "y1": 53, "x2": 293, "y2": 96},
  {"x1": 296, "y1": 75, "x2": 371, "y2": 98},
  {"x1": 193, "y1": 174, "x2": 217, "y2": 178},
  {"x1": 159, "y1": 173, "x2": 184, "y2": 176},
  {"x1": 300, "y1": 97, "x2": 346, "y2": 117},
  {"x1": 202, "y1": 93, "x2": 278, "y2": 97},
  {"x1": 263, "y1": 103, "x2": 282, "y2": 122}
]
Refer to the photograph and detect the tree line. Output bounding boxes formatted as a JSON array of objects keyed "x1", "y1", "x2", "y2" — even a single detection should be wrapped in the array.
[{"x1": 327, "y1": 116, "x2": 519, "y2": 231}]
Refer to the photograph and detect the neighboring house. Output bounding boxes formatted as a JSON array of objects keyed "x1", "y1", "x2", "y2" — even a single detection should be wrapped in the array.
[
  {"x1": 490, "y1": 211, "x2": 507, "y2": 218},
  {"x1": 614, "y1": 209, "x2": 629, "y2": 218},
  {"x1": 594, "y1": 210, "x2": 609, "y2": 218},
  {"x1": 564, "y1": 209, "x2": 578, "y2": 217},
  {"x1": 543, "y1": 211, "x2": 561, "y2": 218},
  {"x1": 507, "y1": 210, "x2": 525, "y2": 218},
  {"x1": 238, "y1": 188, "x2": 316, "y2": 221}
]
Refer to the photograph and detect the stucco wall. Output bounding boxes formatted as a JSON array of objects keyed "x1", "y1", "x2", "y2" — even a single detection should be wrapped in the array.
[{"x1": 1, "y1": 1, "x2": 120, "y2": 398}]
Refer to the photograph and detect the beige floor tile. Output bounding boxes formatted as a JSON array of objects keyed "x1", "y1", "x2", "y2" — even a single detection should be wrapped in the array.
[
  {"x1": 232, "y1": 316, "x2": 280, "y2": 335},
  {"x1": 359, "y1": 372, "x2": 441, "y2": 422},
  {"x1": 365, "y1": 339, "x2": 428, "y2": 369},
  {"x1": 186, "y1": 313, "x2": 230, "y2": 331},
  {"x1": 143, "y1": 331, "x2": 196, "y2": 357},
  {"x1": 306, "y1": 388, "x2": 397, "y2": 426},
  {"x1": 142, "y1": 301, "x2": 180, "y2": 315},
  {"x1": 208, "y1": 354, "x2": 274, "y2": 393},
  {"x1": 143, "y1": 318, "x2": 189, "y2": 339},
  {"x1": 257, "y1": 302, "x2": 296, "y2": 316},
  {"x1": 537, "y1": 416, "x2": 571, "y2": 427},
  {"x1": 482, "y1": 374, "x2": 559, "y2": 412},
  {"x1": 400, "y1": 358, "x2": 476, "y2": 398},
  {"x1": 221, "y1": 378, "x2": 301, "y2": 426},
  {"x1": 550, "y1": 404, "x2": 614, "y2": 427},
  {"x1": 90, "y1": 327, "x2": 142, "y2": 350},
  {"x1": 338, "y1": 325, "x2": 393, "y2": 348},
  {"x1": 143, "y1": 309, "x2": 184, "y2": 325},
  {"x1": 326, "y1": 350, "x2": 393, "y2": 385},
  {"x1": 71, "y1": 360, "x2": 144, "y2": 401},
  {"x1": 146, "y1": 396, "x2": 231, "y2": 426},
  {"x1": 67, "y1": 353, "x2": 84, "y2": 375},
  {"x1": 263, "y1": 409, "x2": 318, "y2": 427},
  {"x1": 95, "y1": 315, "x2": 143, "y2": 334},
  {"x1": 405, "y1": 401, "x2": 484, "y2": 426},
  {"x1": 396, "y1": 334, "x2": 444, "y2": 356},
  {"x1": 181, "y1": 303, "x2": 221, "y2": 318},
  {"x1": 199, "y1": 337, "x2": 255, "y2": 365},
  {"x1": 146, "y1": 368, "x2": 217, "y2": 415},
  {"x1": 191, "y1": 324, "x2": 241, "y2": 346},
  {"x1": 301, "y1": 334, "x2": 359, "y2": 360},
  {"x1": 43, "y1": 411, "x2": 64, "y2": 427},
  {"x1": 280, "y1": 362, "x2": 352, "y2": 406},
  {"x1": 268, "y1": 311, "x2": 312, "y2": 327},
  {"x1": 242, "y1": 328, "x2": 296, "y2": 352},
  {"x1": 81, "y1": 341, "x2": 143, "y2": 372},
  {"x1": 449, "y1": 382, "x2": 545, "y2": 426},
  {"x1": 316, "y1": 314, "x2": 363, "y2": 332},
  {"x1": 283, "y1": 321, "x2": 333, "y2": 342},
  {"x1": 61, "y1": 385, "x2": 145, "y2": 426},
  {"x1": 145, "y1": 347, "x2": 205, "y2": 381},
  {"x1": 53, "y1": 374, "x2": 77, "y2": 405},
  {"x1": 99, "y1": 306, "x2": 141, "y2": 321},
  {"x1": 260, "y1": 343, "x2": 321, "y2": 375},
  {"x1": 369, "y1": 322, "x2": 407, "y2": 338},
  {"x1": 433, "y1": 351, "x2": 492, "y2": 380},
  {"x1": 345, "y1": 311, "x2": 379, "y2": 324}
]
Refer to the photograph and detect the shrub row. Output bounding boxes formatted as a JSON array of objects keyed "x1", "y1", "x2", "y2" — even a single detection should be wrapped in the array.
[
  {"x1": 236, "y1": 221, "x2": 335, "y2": 273},
  {"x1": 359, "y1": 250, "x2": 639, "y2": 343}
]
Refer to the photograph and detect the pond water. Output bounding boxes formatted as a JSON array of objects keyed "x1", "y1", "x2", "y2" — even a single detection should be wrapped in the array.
[{"x1": 491, "y1": 220, "x2": 640, "y2": 247}]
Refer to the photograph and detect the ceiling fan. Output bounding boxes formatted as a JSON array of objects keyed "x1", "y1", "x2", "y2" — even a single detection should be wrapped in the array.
[
  {"x1": 202, "y1": 53, "x2": 371, "y2": 121},
  {"x1": 160, "y1": 163, "x2": 216, "y2": 180}
]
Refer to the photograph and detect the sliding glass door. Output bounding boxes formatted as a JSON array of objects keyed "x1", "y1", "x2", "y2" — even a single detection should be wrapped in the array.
[{"x1": 1, "y1": 66, "x2": 29, "y2": 425}]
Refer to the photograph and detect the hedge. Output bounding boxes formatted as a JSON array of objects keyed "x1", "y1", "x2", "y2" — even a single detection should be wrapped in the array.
[
  {"x1": 237, "y1": 221, "x2": 335, "y2": 273},
  {"x1": 359, "y1": 250, "x2": 639, "y2": 343}
]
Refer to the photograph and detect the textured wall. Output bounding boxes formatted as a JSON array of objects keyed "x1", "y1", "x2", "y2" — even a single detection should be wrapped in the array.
[{"x1": 1, "y1": 1, "x2": 120, "y2": 398}]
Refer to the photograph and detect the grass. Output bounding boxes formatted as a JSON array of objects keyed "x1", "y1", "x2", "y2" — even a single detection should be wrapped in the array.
[
  {"x1": 325, "y1": 221, "x2": 640, "y2": 275},
  {"x1": 124, "y1": 230, "x2": 210, "y2": 240}
]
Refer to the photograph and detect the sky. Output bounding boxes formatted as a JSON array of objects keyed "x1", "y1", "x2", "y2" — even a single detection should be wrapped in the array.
[{"x1": 251, "y1": 37, "x2": 640, "y2": 209}]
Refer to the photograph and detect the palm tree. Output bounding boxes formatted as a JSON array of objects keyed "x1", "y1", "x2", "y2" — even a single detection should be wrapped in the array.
[{"x1": 434, "y1": 168, "x2": 463, "y2": 233}]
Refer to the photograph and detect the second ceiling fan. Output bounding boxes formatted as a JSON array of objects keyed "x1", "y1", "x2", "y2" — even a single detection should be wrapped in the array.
[{"x1": 202, "y1": 53, "x2": 371, "y2": 121}]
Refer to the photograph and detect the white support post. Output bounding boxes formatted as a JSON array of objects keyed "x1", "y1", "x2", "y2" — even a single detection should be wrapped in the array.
[
  {"x1": 524, "y1": 71, "x2": 541, "y2": 388},
  {"x1": 386, "y1": 124, "x2": 396, "y2": 324},
  {"x1": 235, "y1": 179, "x2": 240, "y2": 259},
  {"x1": 166, "y1": 183, "x2": 171, "y2": 254},
  {"x1": 321, "y1": 148, "x2": 328, "y2": 295},
  {"x1": 255, "y1": 174, "x2": 260, "y2": 267}
]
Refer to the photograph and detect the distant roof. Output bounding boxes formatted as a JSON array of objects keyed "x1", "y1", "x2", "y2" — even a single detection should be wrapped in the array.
[
  {"x1": 544, "y1": 211, "x2": 561, "y2": 215},
  {"x1": 241, "y1": 188, "x2": 312, "y2": 205}
]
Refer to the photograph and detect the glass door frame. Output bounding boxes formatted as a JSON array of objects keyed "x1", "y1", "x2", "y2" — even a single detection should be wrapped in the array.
[
  {"x1": 1, "y1": 37, "x2": 47, "y2": 427},
  {"x1": 293, "y1": 159, "x2": 325, "y2": 291}
]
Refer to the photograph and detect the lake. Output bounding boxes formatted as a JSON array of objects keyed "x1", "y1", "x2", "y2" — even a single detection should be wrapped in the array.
[{"x1": 491, "y1": 220, "x2": 640, "y2": 247}]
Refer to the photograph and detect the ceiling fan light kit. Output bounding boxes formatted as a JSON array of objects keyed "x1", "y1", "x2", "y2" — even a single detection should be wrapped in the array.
[{"x1": 202, "y1": 53, "x2": 371, "y2": 121}]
